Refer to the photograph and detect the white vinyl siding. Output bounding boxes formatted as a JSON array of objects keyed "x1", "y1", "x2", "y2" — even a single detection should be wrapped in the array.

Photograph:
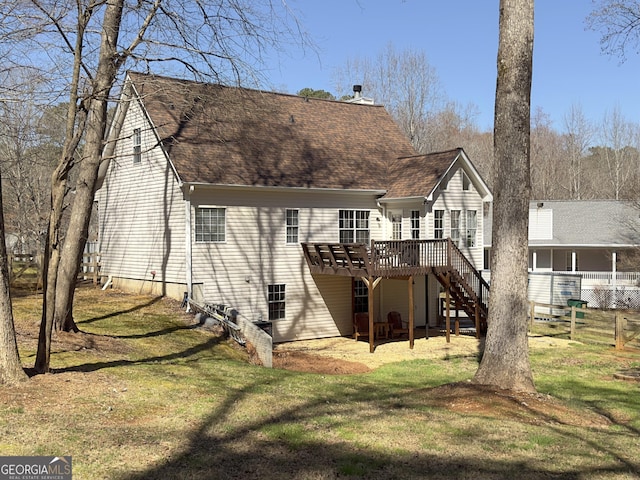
[
  {"x1": 97, "y1": 100, "x2": 186, "y2": 284},
  {"x1": 189, "y1": 188, "x2": 382, "y2": 342}
]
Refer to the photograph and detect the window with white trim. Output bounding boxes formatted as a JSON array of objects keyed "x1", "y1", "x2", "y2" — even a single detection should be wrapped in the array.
[
  {"x1": 133, "y1": 128, "x2": 141, "y2": 164},
  {"x1": 466, "y1": 210, "x2": 477, "y2": 247},
  {"x1": 339, "y1": 210, "x2": 370, "y2": 244},
  {"x1": 268, "y1": 284, "x2": 286, "y2": 320},
  {"x1": 391, "y1": 214, "x2": 402, "y2": 240},
  {"x1": 451, "y1": 210, "x2": 461, "y2": 246},
  {"x1": 195, "y1": 207, "x2": 226, "y2": 242},
  {"x1": 434, "y1": 210, "x2": 444, "y2": 239},
  {"x1": 354, "y1": 279, "x2": 368, "y2": 313},
  {"x1": 410, "y1": 210, "x2": 420, "y2": 239},
  {"x1": 286, "y1": 209, "x2": 299, "y2": 244}
]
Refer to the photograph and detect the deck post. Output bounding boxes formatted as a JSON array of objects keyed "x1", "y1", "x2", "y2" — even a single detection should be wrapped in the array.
[
  {"x1": 408, "y1": 275, "x2": 415, "y2": 349},
  {"x1": 445, "y1": 273, "x2": 451, "y2": 344}
]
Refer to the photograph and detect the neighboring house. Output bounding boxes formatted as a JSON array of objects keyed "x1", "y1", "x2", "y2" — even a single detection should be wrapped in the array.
[
  {"x1": 96, "y1": 72, "x2": 492, "y2": 344},
  {"x1": 484, "y1": 200, "x2": 640, "y2": 308}
]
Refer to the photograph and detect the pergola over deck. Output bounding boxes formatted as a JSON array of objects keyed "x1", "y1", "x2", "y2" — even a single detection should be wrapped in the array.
[{"x1": 301, "y1": 239, "x2": 489, "y2": 352}]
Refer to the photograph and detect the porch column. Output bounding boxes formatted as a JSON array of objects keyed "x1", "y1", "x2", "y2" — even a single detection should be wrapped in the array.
[
  {"x1": 612, "y1": 251, "x2": 617, "y2": 307},
  {"x1": 532, "y1": 250, "x2": 537, "y2": 271},
  {"x1": 571, "y1": 251, "x2": 577, "y2": 273}
]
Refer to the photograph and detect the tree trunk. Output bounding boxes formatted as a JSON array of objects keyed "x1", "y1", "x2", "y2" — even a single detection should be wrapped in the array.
[
  {"x1": 0, "y1": 172, "x2": 28, "y2": 384},
  {"x1": 473, "y1": 0, "x2": 536, "y2": 393},
  {"x1": 53, "y1": 0, "x2": 124, "y2": 333}
]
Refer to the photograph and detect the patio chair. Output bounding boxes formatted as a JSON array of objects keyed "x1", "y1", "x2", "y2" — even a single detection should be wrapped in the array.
[
  {"x1": 353, "y1": 312, "x2": 370, "y2": 340},
  {"x1": 388, "y1": 311, "x2": 409, "y2": 338}
]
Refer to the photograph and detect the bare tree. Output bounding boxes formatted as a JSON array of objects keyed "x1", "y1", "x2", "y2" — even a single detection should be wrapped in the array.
[
  {"x1": 588, "y1": 0, "x2": 640, "y2": 61},
  {"x1": 0, "y1": 0, "x2": 309, "y2": 373},
  {"x1": 473, "y1": 0, "x2": 536, "y2": 392},
  {"x1": 530, "y1": 107, "x2": 564, "y2": 199},
  {"x1": 599, "y1": 106, "x2": 637, "y2": 200},
  {"x1": 332, "y1": 43, "x2": 447, "y2": 153},
  {"x1": 562, "y1": 104, "x2": 594, "y2": 199}
]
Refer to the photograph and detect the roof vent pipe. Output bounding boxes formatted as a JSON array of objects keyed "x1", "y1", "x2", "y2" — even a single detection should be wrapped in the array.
[{"x1": 353, "y1": 84, "x2": 362, "y2": 99}]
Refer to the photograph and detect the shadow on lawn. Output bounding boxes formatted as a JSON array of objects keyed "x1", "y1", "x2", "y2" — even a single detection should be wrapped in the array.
[
  {"x1": 119, "y1": 377, "x2": 640, "y2": 480},
  {"x1": 76, "y1": 296, "x2": 164, "y2": 325},
  {"x1": 54, "y1": 334, "x2": 224, "y2": 374}
]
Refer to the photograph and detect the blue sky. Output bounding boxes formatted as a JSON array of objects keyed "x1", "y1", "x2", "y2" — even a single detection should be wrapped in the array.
[{"x1": 263, "y1": 1, "x2": 640, "y2": 132}]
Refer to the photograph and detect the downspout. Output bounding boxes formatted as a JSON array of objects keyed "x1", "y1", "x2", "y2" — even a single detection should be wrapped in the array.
[{"x1": 184, "y1": 184, "x2": 193, "y2": 310}]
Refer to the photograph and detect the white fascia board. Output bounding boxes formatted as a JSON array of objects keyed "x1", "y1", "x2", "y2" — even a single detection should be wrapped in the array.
[
  {"x1": 183, "y1": 182, "x2": 387, "y2": 196},
  {"x1": 378, "y1": 196, "x2": 427, "y2": 204}
]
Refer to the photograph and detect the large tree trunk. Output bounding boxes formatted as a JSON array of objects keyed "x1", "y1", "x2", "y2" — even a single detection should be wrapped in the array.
[
  {"x1": 0, "y1": 172, "x2": 28, "y2": 384},
  {"x1": 53, "y1": 0, "x2": 124, "y2": 333},
  {"x1": 473, "y1": 0, "x2": 536, "y2": 392},
  {"x1": 36, "y1": 0, "x2": 125, "y2": 372}
]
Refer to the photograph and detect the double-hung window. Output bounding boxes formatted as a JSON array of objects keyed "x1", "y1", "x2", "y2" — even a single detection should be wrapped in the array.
[
  {"x1": 450, "y1": 210, "x2": 461, "y2": 246},
  {"x1": 268, "y1": 284, "x2": 286, "y2": 320},
  {"x1": 466, "y1": 210, "x2": 477, "y2": 247},
  {"x1": 133, "y1": 128, "x2": 141, "y2": 164},
  {"x1": 354, "y1": 279, "x2": 368, "y2": 313},
  {"x1": 410, "y1": 210, "x2": 420, "y2": 239},
  {"x1": 286, "y1": 209, "x2": 299, "y2": 244},
  {"x1": 434, "y1": 210, "x2": 444, "y2": 239},
  {"x1": 339, "y1": 210, "x2": 370, "y2": 244},
  {"x1": 195, "y1": 207, "x2": 226, "y2": 242}
]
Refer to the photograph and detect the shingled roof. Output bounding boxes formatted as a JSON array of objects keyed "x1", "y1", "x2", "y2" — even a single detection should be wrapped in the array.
[
  {"x1": 385, "y1": 149, "x2": 462, "y2": 199},
  {"x1": 129, "y1": 72, "x2": 417, "y2": 190}
]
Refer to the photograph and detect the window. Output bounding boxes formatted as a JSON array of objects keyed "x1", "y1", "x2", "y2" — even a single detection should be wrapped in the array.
[
  {"x1": 268, "y1": 284, "x2": 286, "y2": 320},
  {"x1": 462, "y1": 171, "x2": 471, "y2": 191},
  {"x1": 354, "y1": 279, "x2": 368, "y2": 313},
  {"x1": 391, "y1": 214, "x2": 402, "y2": 240},
  {"x1": 410, "y1": 210, "x2": 420, "y2": 239},
  {"x1": 339, "y1": 210, "x2": 370, "y2": 244},
  {"x1": 434, "y1": 210, "x2": 444, "y2": 239},
  {"x1": 195, "y1": 207, "x2": 225, "y2": 242},
  {"x1": 450, "y1": 210, "x2": 461, "y2": 246},
  {"x1": 286, "y1": 209, "x2": 299, "y2": 244},
  {"x1": 466, "y1": 210, "x2": 477, "y2": 247},
  {"x1": 133, "y1": 128, "x2": 141, "y2": 164}
]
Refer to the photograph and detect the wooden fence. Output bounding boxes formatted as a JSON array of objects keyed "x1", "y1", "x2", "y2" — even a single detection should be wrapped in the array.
[
  {"x1": 529, "y1": 301, "x2": 640, "y2": 350},
  {"x1": 79, "y1": 252, "x2": 101, "y2": 284}
]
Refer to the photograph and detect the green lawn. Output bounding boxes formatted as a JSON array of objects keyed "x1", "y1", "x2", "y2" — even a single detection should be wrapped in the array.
[{"x1": 3, "y1": 287, "x2": 640, "y2": 479}]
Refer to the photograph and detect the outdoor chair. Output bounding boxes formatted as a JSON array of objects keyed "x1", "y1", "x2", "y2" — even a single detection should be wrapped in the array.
[
  {"x1": 387, "y1": 311, "x2": 409, "y2": 338},
  {"x1": 353, "y1": 312, "x2": 370, "y2": 340}
]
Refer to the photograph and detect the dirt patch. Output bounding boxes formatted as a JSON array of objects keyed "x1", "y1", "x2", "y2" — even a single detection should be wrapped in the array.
[
  {"x1": 422, "y1": 382, "x2": 611, "y2": 428},
  {"x1": 272, "y1": 332, "x2": 574, "y2": 373}
]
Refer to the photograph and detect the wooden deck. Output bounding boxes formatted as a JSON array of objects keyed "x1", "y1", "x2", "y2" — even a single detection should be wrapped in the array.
[{"x1": 301, "y1": 239, "x2": 490, "y2": 352}]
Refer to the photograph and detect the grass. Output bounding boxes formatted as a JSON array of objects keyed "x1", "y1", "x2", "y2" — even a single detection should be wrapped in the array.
[{"x1": 3, "y1": 286, "x2": 640, "y2": 479}]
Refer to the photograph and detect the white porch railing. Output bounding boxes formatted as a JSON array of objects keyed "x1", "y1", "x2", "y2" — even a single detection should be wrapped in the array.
[{"x1": 579, "y1": 272, "x2": 640, "y2": 287}]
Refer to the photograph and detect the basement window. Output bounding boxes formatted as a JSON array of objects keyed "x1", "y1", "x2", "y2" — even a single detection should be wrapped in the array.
[{"x1": 268, "y1": 284, "x2": 286, "y2": 320}]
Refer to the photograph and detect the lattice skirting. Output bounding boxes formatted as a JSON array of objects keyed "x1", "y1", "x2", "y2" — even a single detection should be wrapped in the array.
[{"x1": 581, "y1": 287, "x2": 640, "y2": 310}]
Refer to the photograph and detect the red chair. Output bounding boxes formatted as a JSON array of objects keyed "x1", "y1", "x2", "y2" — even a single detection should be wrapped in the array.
[
  {"x1": 388, "y1": 311, "x2": 409, "y2": 338},
  {"x1": 353, "y1": 312, "x2": 370, "y2": 340}
]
